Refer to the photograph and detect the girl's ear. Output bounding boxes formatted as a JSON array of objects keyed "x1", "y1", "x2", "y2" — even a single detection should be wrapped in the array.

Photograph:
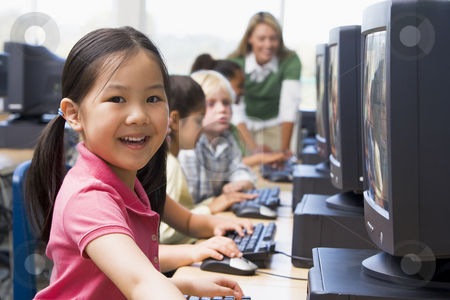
[
  {"x1": 169, "y1": 110, "x2": 180, "y2": 131},
  {"x1": 60, "y1": 98, "x2": 83, "y2": 132}
]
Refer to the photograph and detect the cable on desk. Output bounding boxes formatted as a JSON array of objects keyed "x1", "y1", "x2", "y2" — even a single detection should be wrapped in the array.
[
  {"x1": 255, "y1": 270, "x2": 307, "y2": 281},
  {"x1": 250, "y1": 250, "x2": 310, "y2": 281},
  {"x1": 274, "y1": 250, "x2": 312, "y2": 262}
]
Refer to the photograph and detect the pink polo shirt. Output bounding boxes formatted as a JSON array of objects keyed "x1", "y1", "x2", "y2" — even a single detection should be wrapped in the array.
[{"x1": 34, "y1": 143, "x2": 161, "y2": 300}]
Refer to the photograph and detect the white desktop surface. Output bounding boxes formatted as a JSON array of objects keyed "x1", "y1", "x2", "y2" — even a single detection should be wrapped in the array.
[{"x1": 172, "y1": 191, "x2": 309, "y2": 300}]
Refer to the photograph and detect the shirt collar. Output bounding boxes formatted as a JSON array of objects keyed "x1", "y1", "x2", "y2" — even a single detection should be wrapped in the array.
[
  {"x1": 76, "y1": 143, "x2": 155, "y2": 216},
  {"x1": 199, "y1": 131, "x2": 232, "y2": 158},
  {"x1": 245, "y1": 53, "x2": 279, "y2": 83}
]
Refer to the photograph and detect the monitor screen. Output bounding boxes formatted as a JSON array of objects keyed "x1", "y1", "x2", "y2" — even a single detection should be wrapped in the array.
[
  {"x1": 363, "y1": 31, "x2": 388, "y2": 215},
  {"x1": 0, "y1": 53, "x2": 8, "y2": 97},
  {"x1": 315, "y1": 44, "x2": 330, "y2": 159},
  {"x1": 4, "y1": 42, "x2": 65, "y2": 119},
  {"x1": 328, "y1": 44, "x2": 340, "y2": 164},
  {"x1": 315, "y1": 55, "x2": 325, "y2": 141}
]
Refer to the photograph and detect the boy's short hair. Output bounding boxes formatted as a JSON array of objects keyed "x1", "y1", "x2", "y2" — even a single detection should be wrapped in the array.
[{"x1": 190, "y1": 70, "x2": 236, "y2": 104}]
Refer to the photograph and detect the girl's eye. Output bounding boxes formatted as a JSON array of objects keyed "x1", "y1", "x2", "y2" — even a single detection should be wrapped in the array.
[
  {"x1": 147, "y1": 96, "x2": 160, "y2": 103},
  {"x1": 109, "y1": 96, "x2": 125, "y2": 103}
]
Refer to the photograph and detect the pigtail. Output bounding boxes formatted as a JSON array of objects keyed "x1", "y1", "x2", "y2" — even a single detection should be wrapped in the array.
[{"x1": 25, "y1": 115, "x2": 67, "y2": 244}]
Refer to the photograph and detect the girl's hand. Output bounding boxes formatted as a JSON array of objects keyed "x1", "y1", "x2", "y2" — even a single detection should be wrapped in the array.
[
  {"x1": 212, "y1": 217, "x2": 254, "y2": 237},
  {"x1": 188, "y1": 236, "x2": 243, "y2": 262},
  {"x1": 222, "y1": 180, "x2": 253, "y2": 194},
  {"x1": 282, "y1": 148, "x2": 294, "y2": 159},
  {"x1": 208, "y1": 192, "x2": 258, "y2": 214},
  {"x1": 183, "y1": 275, "x2": 245, "y2": 300}
]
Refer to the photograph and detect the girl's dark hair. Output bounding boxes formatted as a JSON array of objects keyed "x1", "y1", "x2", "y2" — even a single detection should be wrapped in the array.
[
  {"x1": 169, "y1": 75, "x2": 205, "y2": 119},
  {"x1": 26, "y1": 26, "x2": 170, "y2": 244},
  {"x1": 190, "y1": 53, "x2": 242, "y2": 80}
]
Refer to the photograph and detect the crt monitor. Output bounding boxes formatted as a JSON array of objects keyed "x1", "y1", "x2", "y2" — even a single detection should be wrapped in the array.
[
  {"x1": 0, "y1": 53, "x2": 8, "y2": 97},
  {"x1": 361, "y1": 0, "x2": 450, "y2": 284},
  {"x1": 4, "y1": 42, "x2": 65, "y2": 119},
  {"x1": 326, "y1": 25, "x2": 364, "y2": 212},
  {"x1": 314, "y1": 44, "x2": 331, "y2": 162}
]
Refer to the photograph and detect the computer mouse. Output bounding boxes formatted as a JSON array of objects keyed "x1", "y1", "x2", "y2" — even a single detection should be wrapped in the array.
[
  {"x1": 268, "y1": 170, "x2": 293, "y2": 183},
  {"x1": 200, "y1": 256, "x2": 257, "y2": 276},
  {"x1": 235, "y1": 203, "x2": 277, "y2": 220}
]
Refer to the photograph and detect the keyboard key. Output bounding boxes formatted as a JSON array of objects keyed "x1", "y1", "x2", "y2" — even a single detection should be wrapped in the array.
[
  {"x1": 271, "y1": 186, "x2": 280, "y2": 197},
  {"x1": 225, "y1": 222, "x2": 276, "y2": 261}
]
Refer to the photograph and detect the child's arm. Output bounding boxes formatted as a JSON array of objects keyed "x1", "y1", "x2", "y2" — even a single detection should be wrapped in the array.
[
  {"x1": 163, "y1": 195, "x2": 254, "y2": 238},
  {"x1": 208, "y1": 191, "x2": 258, "y2": 214},
  {"x1": 170, "y1": 276, "x2": 245, "y2": 300},
  {"x1": 86, "y1": 233, "x2": 245, "y2": 299},
  {"x1": 159, "y1": 236, "x2": 243, "y2": 273},
  {"x1": 222, "y1": 180, "x2": 254, "y2": 194},
  {"x1": 85, "y1": 233, "x2": 186, "y2": 299},
  {"x1": 242, "y1": 151, "x2": 286, "y2": 167}
]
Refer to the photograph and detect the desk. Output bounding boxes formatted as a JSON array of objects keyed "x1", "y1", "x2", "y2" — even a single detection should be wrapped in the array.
[
  {"x1": 172, "y1": 190, "x2": 309, "y2": 300},
  {"x1": 0, "y1": 148, "x2": 34, "y2": 176}
]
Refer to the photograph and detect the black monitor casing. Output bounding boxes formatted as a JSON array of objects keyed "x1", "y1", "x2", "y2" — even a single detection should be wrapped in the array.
[
  {"x1": 362, "y1": 0, "x2": 450, "y2": 259},
  {"x1": 328, "y1": 26, "x2": 363, "y2": 192},
  {"x1": 4, "y1": 42, "x2": 64, "y2": 118}
]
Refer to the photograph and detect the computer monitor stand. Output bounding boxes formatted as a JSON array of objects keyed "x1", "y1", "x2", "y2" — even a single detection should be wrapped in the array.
[
  {"x1": 308, "y1": 248, "x2": 450, "y2": 299},
  {"x1": 301, "y1": 145, "x2": 327, "y2": 165},
  {"x1": 291, "y1": 192, "x2": 377, "y2": 268},
  {"x1": 292, "y1": 163, "x2": 340, "y2": 210},
  {"x1": 325, "y1": 190, "x2": 364, "y2": 214},
  {"x1": 313, "y1": 160, "x2": 330, "y2": 174}
]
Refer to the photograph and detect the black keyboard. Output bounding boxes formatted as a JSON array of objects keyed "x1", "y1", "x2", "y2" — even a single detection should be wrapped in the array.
[
  {"x1": 234, "y1": 187, "x2": 280, "y2": 210},
  {"x1": 231, "y1": 187, "x2": 280, "y2": 220},
  {"x1": 226, "y1": 222, "x2": 276, "y2": 261},
  {"x1": 184, "y1": 296, "x2": 251, "y2": 300},
  {"x1": 260, "y1": 158, "x2": 295, "y2": 179}
]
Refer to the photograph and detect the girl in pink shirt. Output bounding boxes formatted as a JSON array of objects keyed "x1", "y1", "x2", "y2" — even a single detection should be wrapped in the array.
[{"x1": 25, "y1": 27, "x2": 245, "y2": 300}]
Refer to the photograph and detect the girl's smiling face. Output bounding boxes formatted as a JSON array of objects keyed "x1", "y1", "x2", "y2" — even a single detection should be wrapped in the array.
[{"x1": 71, "y1": 50, "x2": 168, "y2": 181}]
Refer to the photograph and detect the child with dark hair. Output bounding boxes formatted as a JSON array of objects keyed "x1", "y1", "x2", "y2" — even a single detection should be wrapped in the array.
[
  {"x1": 161, "y1": 75, "x2": 257, "y2": 246},
  {"x1": 25, "y1": 27, "x2": 246, "y2": 300}
]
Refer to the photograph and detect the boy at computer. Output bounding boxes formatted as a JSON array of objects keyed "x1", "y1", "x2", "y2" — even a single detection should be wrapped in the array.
[{"x1": 178, "y1": 70, "x2": 258, "y2": 205}]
